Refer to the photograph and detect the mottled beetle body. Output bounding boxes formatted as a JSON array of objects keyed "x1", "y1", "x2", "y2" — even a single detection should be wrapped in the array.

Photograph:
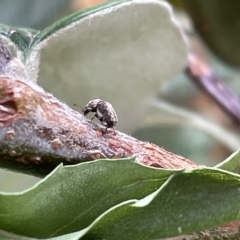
[{"x1": 83, "y1": 99, "x2": 118, "y2": 132}]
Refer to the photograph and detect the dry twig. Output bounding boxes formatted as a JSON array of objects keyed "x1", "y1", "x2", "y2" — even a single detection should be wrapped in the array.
[{"x1": 0, "y1": 76, "x2": 197, "y2": 175}]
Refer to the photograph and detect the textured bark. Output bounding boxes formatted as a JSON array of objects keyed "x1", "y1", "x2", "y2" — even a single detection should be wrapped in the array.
[
  {"x1": 186, "y1": 54, "x2": 240, "y2": 124},
  {"x1": 165, "y1": 220, "x2": 240, "y2": 240},
  {"x1": 0, "y1": 76, "x2": 198, "y2": 175}
]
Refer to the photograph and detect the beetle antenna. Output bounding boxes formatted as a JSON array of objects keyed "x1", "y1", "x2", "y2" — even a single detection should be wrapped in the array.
[{"x1": 73, "y1": 103, "x2": 84, "y2": 111}]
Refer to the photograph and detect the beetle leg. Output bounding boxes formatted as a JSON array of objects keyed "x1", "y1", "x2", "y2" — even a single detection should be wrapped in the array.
[
  {"x1": 91, "y1": 113, "x2": 98, "y2": 122},
  {"x1": 100, "y1": 126, "x2": 108, "y2": 135}
]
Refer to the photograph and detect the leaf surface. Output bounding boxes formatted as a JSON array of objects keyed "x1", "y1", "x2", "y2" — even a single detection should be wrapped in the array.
[
  {"x1": 82, "y1": 168, "x2": 240, "y2": 239},
  {"x1": 215, "y1": 148, "x2": 240, "y2": 174},
  {"x1": 33, "y1": 0, "x2": 188, "y2": 133},
  {"x1": 0, "y1": 157, "x2": 177, "y2": 238}
]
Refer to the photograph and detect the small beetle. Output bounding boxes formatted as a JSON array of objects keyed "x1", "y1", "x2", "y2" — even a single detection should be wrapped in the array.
[{"x1": 82, "y1": 99, "x2": 118, "y2": 133}]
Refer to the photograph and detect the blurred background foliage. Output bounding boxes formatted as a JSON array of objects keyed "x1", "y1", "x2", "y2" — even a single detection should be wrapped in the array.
[{"x1": 1, "y1": 0, "x2": 240, "y2": 192}]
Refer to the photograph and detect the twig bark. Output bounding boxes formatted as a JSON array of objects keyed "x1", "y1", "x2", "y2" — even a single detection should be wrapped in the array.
[
  {"x1": 0, "y1": 76, "x2": 197, "y2": 175},
  {"x1": 166, "y1": 220, "x2": 240, "y2": 240},
  {"x1": 186, "y1": 53, "x2": 240, "y2": 124}
]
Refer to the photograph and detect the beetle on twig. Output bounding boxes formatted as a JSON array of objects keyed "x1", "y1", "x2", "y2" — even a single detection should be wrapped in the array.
[{"x1": 74, "y1": 99, "x2": 118, "y2": 133}]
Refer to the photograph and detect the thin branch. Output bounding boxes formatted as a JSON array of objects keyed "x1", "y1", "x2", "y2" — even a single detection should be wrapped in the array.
[
  {"x1": 0, "y1": 76, "x2": 197, "y2": 176},
  {"x1": 186, "y1": 53, "x2": 240, "y2": 124},
  {"x1": 166, "y1": 220, "x2": 240, "y2": 240}
]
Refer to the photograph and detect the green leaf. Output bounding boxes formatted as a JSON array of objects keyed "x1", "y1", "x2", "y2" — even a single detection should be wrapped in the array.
[
  {"x1": 0, "y1": 228, "x2": 84, "y2": 240},
  {"x1": 0, "y1": 228, "x2": 87, "y2": 240},
  {"x1": 82, "y1": 168, "x2": 240, "y2": 239},
  {"x1": 31, "y1": 0, "x2": 130, "y2": 46},
  {"x1": 0, "y1": 159, "x2": 240, "y2": 240},
  {"x1": 215, "y1": 148, "x2": 240, "y2": 174},
  {"x1": 1, "y1": 158, "x2": 240, "y2": 239},
  {"x1": 0, "y1": 157, "x2": 178, "y2": 238},
  {"x1": 32, "y1": 0, "x2": 187, "y2": 133},
  {"x1": 0, "y1": 230, "x2": 35, "y2": 240}
]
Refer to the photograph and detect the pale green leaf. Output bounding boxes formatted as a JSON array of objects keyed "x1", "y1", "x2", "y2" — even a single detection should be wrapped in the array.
[
  {"x1": 215, "y1": 148, "x2": 240, "y2": 174},
  {"x1": 32, "y1": 0, "x2": 188, "y2": 133}
]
